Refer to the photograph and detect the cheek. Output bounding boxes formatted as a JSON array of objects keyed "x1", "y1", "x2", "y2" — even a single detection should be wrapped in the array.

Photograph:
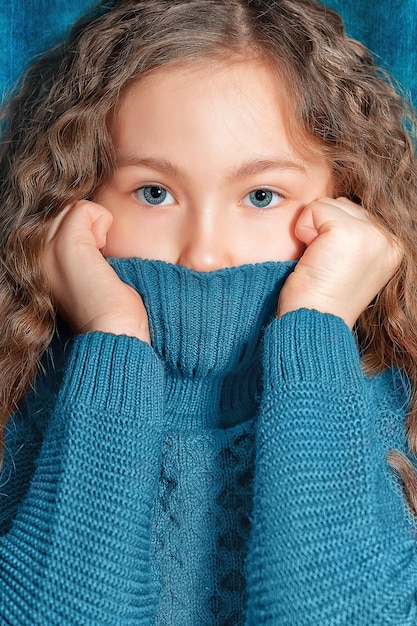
[
  {"x1": 248, "y1": 229, "x2": 305, "y2": 262},
  {"x1": 242, "y1": 209, "x2": 305, "y2": 263},
  {"x1": 98, "y1": 203, "x2": 145, "y2": 257},
  {"x1": 102, "y1": 219, "x2": 140, "y2": 258},
  {"x1": 286, "y1": 237, "x2": 306, "y2": 260},
  {"x1": 103, "y1": 209, "x2": 181, "y2": 261},
  {"x1": 94, "y1": 188, "x2": 157, "y2": 258}
]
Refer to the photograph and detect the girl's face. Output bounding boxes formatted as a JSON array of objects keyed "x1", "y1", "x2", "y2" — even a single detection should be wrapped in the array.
[{"x1": 96, "y1": 58, "x2": 333, "y2": 270}]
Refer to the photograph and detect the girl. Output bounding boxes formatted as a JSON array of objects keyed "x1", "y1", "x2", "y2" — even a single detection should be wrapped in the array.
[{"x1": 1, "y1": 0, "x2": 417, "y2": 623}]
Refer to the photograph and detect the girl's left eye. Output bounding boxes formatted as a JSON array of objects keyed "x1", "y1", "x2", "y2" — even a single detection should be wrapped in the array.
[
  {"x1": 241, "y1": 189, "x2": 284, "y2": 209},
  {"x1": 135, "y1": 185, "x2": 175, "y2": 206}
]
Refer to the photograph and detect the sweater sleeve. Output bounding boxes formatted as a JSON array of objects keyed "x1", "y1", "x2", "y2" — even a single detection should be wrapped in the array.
[
  {"x1": 0, "y1": 332, "x2": 165, "y2": 625},
  {"x1": 246, "y1": 309, "x2": 417, "y2": 625}
]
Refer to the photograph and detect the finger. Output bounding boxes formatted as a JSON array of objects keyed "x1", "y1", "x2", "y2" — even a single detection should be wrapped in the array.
[
  {"x1": 293, "y1": 204, "x2": 319, "y2": 247},
  {"x1": 295, "y1": 197, "x2": 369, "y2": 247},
  {"x1": 90, "y1": 209, "x2": 113, "y2": 250},
  {"x1": 47, "y1": 200, "x2": 113, "y2": 248},
  {"x1": 328, "y1": 197, "x2": 403, "y2": 267},
  {"x1": 293, "y1": 199, "x2": 338, "y2": 247},
  {"x1": 319, "y1": 196, "x2": 367, "y2": 220},
  {"x1": 45, "y1": 204, "x2": 73, "y2": 243}
]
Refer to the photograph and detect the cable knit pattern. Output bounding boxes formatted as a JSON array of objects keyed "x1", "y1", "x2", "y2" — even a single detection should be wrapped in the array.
[{"x1": 1, "y1": 258, "x2": 417, "y2": 624}]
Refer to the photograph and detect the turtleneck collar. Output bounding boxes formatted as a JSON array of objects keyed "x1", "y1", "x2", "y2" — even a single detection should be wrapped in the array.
[{"x1": 109, "y1": 258, "x2": 295, "y2": 429}]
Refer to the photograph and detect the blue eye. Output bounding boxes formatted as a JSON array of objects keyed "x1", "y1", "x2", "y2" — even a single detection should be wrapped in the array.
[
  {"x1": 241, "y1": 189, "x2": 283, "y2": 209},
  {"x1": 135, "y1": 186, "x2": 174, "y2": 206}
]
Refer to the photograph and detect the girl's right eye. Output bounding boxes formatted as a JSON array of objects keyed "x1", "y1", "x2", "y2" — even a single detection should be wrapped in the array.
[{"x1": 134, "y1": 185, "x2": 175, "y2": 206}]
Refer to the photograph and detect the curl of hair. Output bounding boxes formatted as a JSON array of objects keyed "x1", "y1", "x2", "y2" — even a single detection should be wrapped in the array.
[{"x1": 1, "y1": 0, "x2": 417, "y2": 508}]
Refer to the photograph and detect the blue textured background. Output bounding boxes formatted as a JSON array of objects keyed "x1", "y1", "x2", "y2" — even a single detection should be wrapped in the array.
[{"x1": 0, "y1": 1, "x2": 416, "y2": 104}]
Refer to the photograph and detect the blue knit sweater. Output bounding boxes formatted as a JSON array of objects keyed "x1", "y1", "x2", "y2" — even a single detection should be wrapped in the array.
[{"x1": 1, "y1": 259, "x2": 417, "y2": 625}]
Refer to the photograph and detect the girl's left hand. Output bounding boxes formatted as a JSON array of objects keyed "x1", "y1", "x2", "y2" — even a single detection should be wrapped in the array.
[{"x1": 277, "y1": 197, "x2": 403, "y2": 328}]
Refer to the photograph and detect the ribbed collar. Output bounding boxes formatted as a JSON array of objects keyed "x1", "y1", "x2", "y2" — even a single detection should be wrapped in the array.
[{"x1": 109, "y1": 258, "x2": 295, "y2": 429}]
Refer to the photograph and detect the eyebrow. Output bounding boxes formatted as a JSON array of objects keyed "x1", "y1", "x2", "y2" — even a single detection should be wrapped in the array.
[
  {"x1": 116, "y1": 156, "x2": 183, "y2": 177},
  {"x1": 116, "y1": 155, "x2": 307, "y2": 179},
  {"x1": 226, "y1": 157, "x2": 307, "y2": 181}
]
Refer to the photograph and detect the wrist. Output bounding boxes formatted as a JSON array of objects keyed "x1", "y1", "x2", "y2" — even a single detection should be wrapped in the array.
[
  {"x1": 277, "y1": 275, "x2": 356, "y2": 329},
  {"x1": 78, "y1": 315, "x2": 151, "y2": 344}
]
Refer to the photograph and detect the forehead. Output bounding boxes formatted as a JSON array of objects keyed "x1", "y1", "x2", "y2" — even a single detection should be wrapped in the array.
[
  {"x1": 111, "y1": 57, "x2": 330, "y2": 179},
  {"x1": 116, "y1": 56, "x2": 286, "y2": 121}
]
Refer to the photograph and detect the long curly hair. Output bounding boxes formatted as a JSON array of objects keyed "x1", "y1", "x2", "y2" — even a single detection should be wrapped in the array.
[{"x1": 1, "y1": 0, "x2": 417, "y2": 506}]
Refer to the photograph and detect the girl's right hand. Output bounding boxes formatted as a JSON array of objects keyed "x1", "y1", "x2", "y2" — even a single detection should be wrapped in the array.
[{"x1": 44, "y1": 200, "x2": 150, "y2": 343}]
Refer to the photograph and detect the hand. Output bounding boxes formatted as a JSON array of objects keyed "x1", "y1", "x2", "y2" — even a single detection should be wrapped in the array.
[
  {"x1": 44, "y1": 200, "x2": 150, "y2": 343},
  {"x1": 278, "y1": 197, "x2": 403, "y2": 328}
]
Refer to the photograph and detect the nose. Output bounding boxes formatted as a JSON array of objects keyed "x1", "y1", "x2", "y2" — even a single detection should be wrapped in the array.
[{"x1": 177, "y1": 208, "x2": 234, "y2": 271}]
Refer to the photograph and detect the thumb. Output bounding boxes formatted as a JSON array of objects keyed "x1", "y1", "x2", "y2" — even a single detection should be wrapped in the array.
[
  {"x1": 88, "y1": 204, "x2": 114, "y2": 250},
  {"x1": 294, "y1": 203, "x2": 320, "y2": 247}
]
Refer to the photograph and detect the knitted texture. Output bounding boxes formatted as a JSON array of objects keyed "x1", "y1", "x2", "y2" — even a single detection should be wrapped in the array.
[{"x1": 1, "y1": 258, "x2": 417, "y2": 625}]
